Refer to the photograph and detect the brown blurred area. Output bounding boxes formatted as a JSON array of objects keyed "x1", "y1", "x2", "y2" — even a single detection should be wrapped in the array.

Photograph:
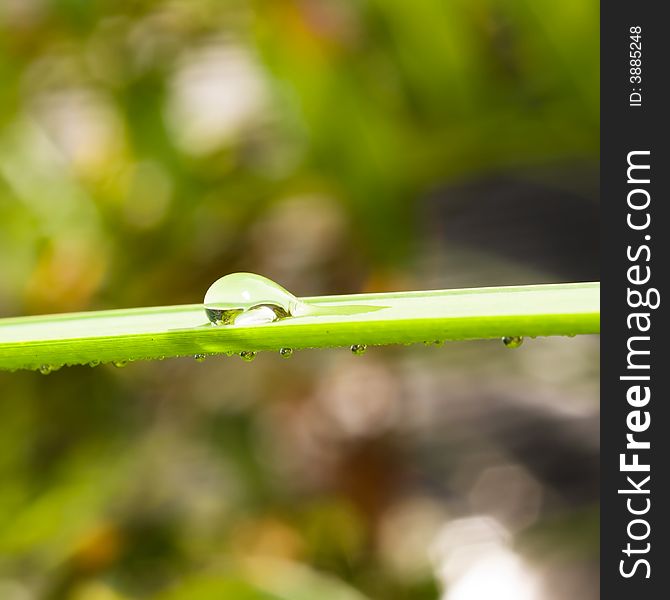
[{"x1": 0, "y1": 1, "x2": 598, "y2": 599}]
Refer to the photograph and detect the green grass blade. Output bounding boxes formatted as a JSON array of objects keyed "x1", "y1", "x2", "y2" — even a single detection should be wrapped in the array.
[{"x1": 0, "y1": 282, "x2": 599, "y2": 371}]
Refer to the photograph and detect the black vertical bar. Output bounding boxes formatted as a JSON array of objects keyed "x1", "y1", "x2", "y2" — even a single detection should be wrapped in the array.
[{"x1": 601, "y1": 1, "x2": 669, "y2": 598}]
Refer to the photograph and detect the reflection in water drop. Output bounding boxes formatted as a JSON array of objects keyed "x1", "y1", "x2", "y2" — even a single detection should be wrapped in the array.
[
  {"x1": 89, "y1": 360, "x2": 101, "y2": 368},
  {"x1": 194, "y1": 354, "x2": 207, "y2": 362},
  {"x1": 234, "y1": 305, "x2": 283, "y2": 326},
  {"x1": 39, "y1": 364, "x2": 53, "y2": 375},
  {"x1": 351, "y1": 344, "x2": 367, "y2": 356},
  {"x1": 113, "y1": 360, "x2": 128, "y2": 368},
  {"x1": 502, "y1": 336, "x2": 524, "y2": 349},
  {"x1": 279, "y1": 347, "x2": 293, "y2": 358},
  {"x1": 239, "y1": 351, "x2": 257, "y2": 362}
]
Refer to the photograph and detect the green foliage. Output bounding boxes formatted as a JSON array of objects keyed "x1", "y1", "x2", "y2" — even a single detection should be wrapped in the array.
[
  {"x1": 0, "y1": 282, "x2": 599, "y2": 371},
  {"x1": 0, "y1": 0, "x2": 599, "y2": 316},
  {"x1": 156, "y1": 562, "x2": 372, "y2": 600},
  {"x1": 156, "y1": 577, "x2": 285, "y2": 600}
]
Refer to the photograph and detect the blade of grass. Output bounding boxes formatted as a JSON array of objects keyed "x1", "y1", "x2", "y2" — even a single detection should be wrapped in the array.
[{"x1": 0, "y1": 282, "x2": 599, "y2": 371}]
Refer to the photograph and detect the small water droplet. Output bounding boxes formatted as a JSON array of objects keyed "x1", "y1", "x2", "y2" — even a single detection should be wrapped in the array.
[
  {"x1": 39, "y1": 364, "x2": 53, "y2": 375},
  {"x1": 89, "y1": 360, "x2": 101, "y2": 368},
  {"x1": 113, "y1": 360, "x2": 128, "y2": 368},
  {"x1": 502, "y1": 336, "x2": 524, "y2": 349},
  {"x1": 239, "y1": 351, "x2": 257, "y2": 362},
  {"x1": 424, "y1": 340, "x2": 444, "y2": 346},
  {"x1": 351, "y1": 344, "x2": 367, "y2": 356},
  {"x1": 194, "y1": 354, "x2": 207, "y2": 362},
  {"x1": 279, "y1": 347, "x2": 293, "y2": 358}
]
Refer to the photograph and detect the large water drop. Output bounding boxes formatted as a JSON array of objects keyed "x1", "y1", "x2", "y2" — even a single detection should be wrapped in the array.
[{"x1": 204, "y1": 272, "x2": 307, "y2": 326}]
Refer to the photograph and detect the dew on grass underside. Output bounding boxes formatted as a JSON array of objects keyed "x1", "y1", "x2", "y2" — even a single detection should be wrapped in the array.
[
  {"x1": 279, "y1": 347, "x2": 293, "y2": 358},
  {"x1": 502, "y1": 336, "x2": 524, "y2": 349},
  {"x1": 239, "y1": 351, "x2": 256, "y2": 362},
  {"x1": 351, "y1": 344, "x2": 367, "y2": 356}
]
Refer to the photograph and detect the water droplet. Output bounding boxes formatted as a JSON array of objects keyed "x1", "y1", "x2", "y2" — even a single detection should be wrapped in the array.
[
  {"x1": 203, "y1": 272, "x2": 385, "y2": 327},
  {"x1": 502, "y1": 336, "x2": 524, "y2": 349},
  {"x1": 351, "y1": 344, "x2": 367, "y2": 356},
  {"x1": 113, "y1": 360, "x2": 128, "y2": 368},
  {"x1": 89, "y1": 360, "x2": 101, "y2": 368},
  {"x1": 279, "y1": 347, "x2": 293, "y2": 358},
  {"x1": 194, "y1": 354, "x2": 207, "y2": 362},
  {"x1": 424, "y1": 340, "x2": 444, "y2": 346},
  {"x1": 39, "y1": 364, "x2": 53, "y2": 375},
  {"x1": 239, "y1": 351, "x2": 257, "y2": 362},
  {"x1": 204, "y1": 272, "x2": 308, "y2": 326}
]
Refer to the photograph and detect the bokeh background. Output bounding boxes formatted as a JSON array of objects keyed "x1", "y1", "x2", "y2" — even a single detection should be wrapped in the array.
[{"x1": 0, "y1": 1, "x2": 599, "y2": 599}]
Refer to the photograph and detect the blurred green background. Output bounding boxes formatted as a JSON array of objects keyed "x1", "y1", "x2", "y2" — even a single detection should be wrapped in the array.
[{"x1": 0, "y1": 1, "x2": 599, "y2": 599}]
